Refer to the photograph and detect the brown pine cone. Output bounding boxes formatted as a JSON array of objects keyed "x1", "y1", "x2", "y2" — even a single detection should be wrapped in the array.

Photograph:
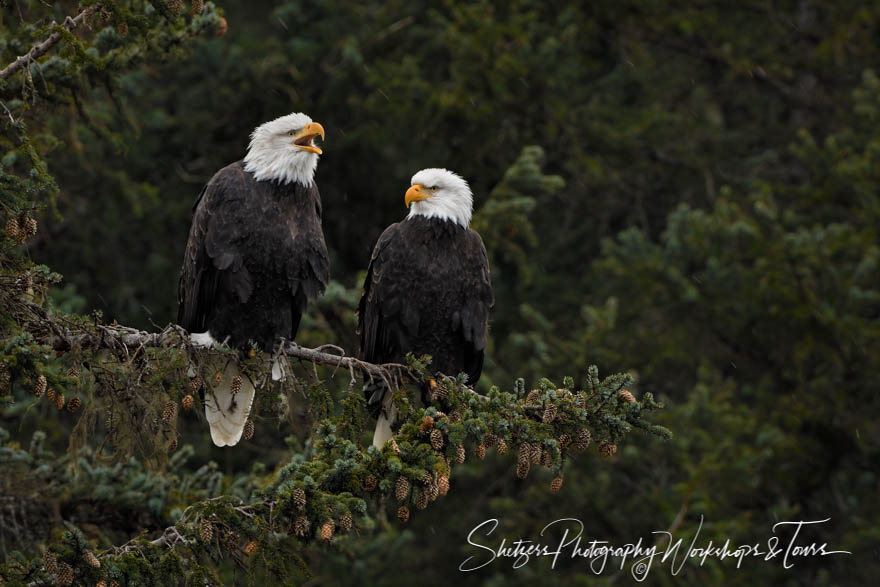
[
  {"x1": 162, "y1": 400, "x2": 177, "y2": 423},
  {"x1": 576, "y1": 428, "x2": 592, "y2": 451},
  {"x1": 83, "y1": 551, "x2": 101, "y2": 568},
  {"x1": 199, "y1": 519, "x2": 213, "y2": 542},
  {"x1": 550, "y1": 476, "x2": 563, "y2": 493},
  {"x1": 293, "y1": 516, "x2": 309, "y2": 537},
  {"x1": 430, "y1": 428, "x2": 443, "y2": 451},
  {"x1": 243, "y1": 419, "x2": 255, "y2": 440},
  {"x1": 293, "y1": 487, "x2": 306, "y2": 511},
  {"x1": 558, "y1": 433, "x2": 572, "y2": 449},
  {"x1": 419, "y1": 415, "x2": 434, "y2": 435},
  {"x1": 542, "y1": 402, "x2": 557, "y2": 424},
  {"x1": 5, "y1": 217, "x2": 20, "y2": 241},
  {"x1": 339, "y1": 513, "x2": 353, "y2": 532},
  {"x1": 475, "y1": 442, "x2": 486, "y2": 460},
  {"x1": 189, "y1": 375, "x2": 202, "y2": 392},
  {"x1": 516, "y1": 460, "x2": 530, "y2": 479},
  {"x1": 190, "y1": 0, "x2": 204, "y2": 15},
  {"x1": 216, "y1": 16, "x2": 228, "y2": 36},
  {"x1": 182, "y1": 394, "x2": 195, "y2": 410},
  {"x1": 362, "y1": 474, "x2": 377, "y2": 492},
  {"x1": 244, "y1": 540, "x2": 257, "y2": 556},
  {"x1": 395, "y1": 476, "x2": 410, "y2": 501},
  {"x1": 598, "y1": 441, "x2": 617, "y2": 457},
  {"x1": 526, "y1": 390, "x2": 540, "y2": 405},
  {"x1": 66, "y1": 396, "x2": 82, "y2": 414},
  {"x1": 619, "y1": 389, "x2": 636, "y2": 403},
  {"x1": 415, "y1": 488, "x2": 429, "y2": 510},
  {"x1": 496, "y1": 437, "x2": 508, "y2": 455},
  {"x1": 455, "y1": 444, "x2": 466, "y2": 464},
  {"x1": 34, "y1": 374, "x2": 47, "y2": 398},
  {"x1": 397, "y1": 505, "x2": 410, "y2": 522},
  {"x1": 320, "y1": 521, "x2": 334, "y2": 540},
  {"x1": 437, "y1": 475, "x2": 450, "y2": 496},
  {"x1": 230, "y1": 375, "x2": 242, "y2": 396}
]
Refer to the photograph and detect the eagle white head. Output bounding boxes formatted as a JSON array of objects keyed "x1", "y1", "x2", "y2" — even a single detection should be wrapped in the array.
[
  {"x1": 405, "y1": 168, "x2": 473, "y2": 227},
  {"x1": 243, "y1": 112, "x2": 325, "y2": 187}
]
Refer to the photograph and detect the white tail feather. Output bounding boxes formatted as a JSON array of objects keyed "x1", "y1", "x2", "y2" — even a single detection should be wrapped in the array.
[
  {"x1": 371, "y1": 390, "x2": 398, "y2": 449},
  {"x1": 204, "y1": 362, "x2": 255, "y2": 447}
]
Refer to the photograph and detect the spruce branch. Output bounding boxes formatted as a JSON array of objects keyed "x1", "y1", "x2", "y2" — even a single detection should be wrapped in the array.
[{"x1": 0, "y1": 4, "x2": 104, "y2": 81}]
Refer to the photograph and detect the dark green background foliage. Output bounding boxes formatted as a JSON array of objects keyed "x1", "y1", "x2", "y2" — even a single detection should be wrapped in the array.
[{"x1": 2, "y1": 0, "x2": 878, "y2": 585}]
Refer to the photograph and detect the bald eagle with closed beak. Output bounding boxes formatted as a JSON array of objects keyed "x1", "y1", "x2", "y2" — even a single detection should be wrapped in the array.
[
  {"x1": 178, "y1": 112, "x2": 329, "y2": 447},
  {"x1": 358, "y1": 168, "x2": 493, "y2": 448}
]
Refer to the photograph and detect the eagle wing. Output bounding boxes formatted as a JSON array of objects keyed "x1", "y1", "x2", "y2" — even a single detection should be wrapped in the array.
[
  {"x1": 177, "y1": 164, "x2": 255, "y2": 335},
  {"x1": 357, "y1": 223, "x2": 493, "y2": 384},
  {"x1": 455, "y1": 228, "x2": 494, "y2": 383}
]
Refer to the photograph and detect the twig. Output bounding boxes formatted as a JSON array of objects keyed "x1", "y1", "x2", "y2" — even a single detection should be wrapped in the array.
[{"x1": 0, "y1": 4, "x2": 103, "y2": 81}]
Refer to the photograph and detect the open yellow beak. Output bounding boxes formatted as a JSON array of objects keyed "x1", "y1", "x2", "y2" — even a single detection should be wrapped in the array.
[
  {"x1": 291, "y1": 122, "x2": 325, "y2": 154},
  {"x1": 405, "y1": 184, "x2": 433, "y2": 207}
]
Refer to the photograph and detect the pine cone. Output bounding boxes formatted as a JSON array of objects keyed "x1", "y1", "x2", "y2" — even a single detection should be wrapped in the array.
[
  {"x1": 518, "y1": 443, "x2": 531, "y2": 467},
  {"x1": 66, "y1": 396, "x2": 81, "y2": 414},
  {"x1": 23, "y1": 216, "x2": 37, "y2": 237},
  {"x1": 542, "y1": 402, "x2": 557, "y2": 424},
  {"x1": 430, "y1": 428, "x2": 443, "y2": 451},
  {"x1": 182, "y1": 394, "x2": 194, "y2": 410},
  {"x1": 5, "y1": 217, "x2": 20, "y2": 241},
  {"x1": 0, "y1": 362, "x2": 9, "y2": 392},
  {"x1": 168, "y1": 437, "x2": 179, "y2": 452},
  {"x1": 419, "y1": 415, "x2": 434, "y2": 435},
  {"x1": 199, "y1": 519, "x2": 213, "y2": 542},
  {"x1": 222, "y1": 530, "x2": 240, "y2": 552},
  {"x1": 526, "y1": 390, "x2": 540, "y2": 405},
  {"x1": 54, "y1": 391, "x2": 65, "y2": 410},
  {"x1": 230, "y1": 375, "x2": 242, "y2": 396},
  {"x1": 162, "y1": 400, "x2": 177, "y2": 423},
  {"x1": 558, "y1": 434, "x2": 572, "y2": 449},
  {"x1": 475, "y1": 442, "x2": 486, "y2": 460},
  {"x1": 576, "y1": 428, "x2": 592, "y2": 451},
  {"x1": 244, "y1": 540, "x2": 257, "y2": 556},
  {"x1": 189, "y1": 375, "x2": 202, "y2": 392},
  {"x1": 395, "y1": 476, "x2": 410, "y2": 501},
  {"x1": 293, "y1": 487, "x2": 306, "y2": 511},
  {"x1": 293, "y1": 516, "x2": 309, "y2": 537},
  {"x1": 619, "y1": 390, "x2": 636, "y2": 403},
  {"x1": 550, "y1": 476, "x2": 563, "y2": 493},
  {"x1": 43, "y1": 550, "x2": 58, "y2": 575},
  {"x1": 420, "y1": 470, "x2": 432, "y2": 485},
  {"x1": 34, "y1": 374, "x2": 47, "y2": 398},
  {"x1": 530, "y1": 443, "x2": 541, "y2": 465},
  {"x1": 97, "y1": 581, "x2": 108, "y2": 587},
  {"x1": 415, "y1": 488, "x2": 429, "y2": 510},
  {"x1": 363, "y1": 474, "x2": 377, "y2": 492},
  {"x1": 541, "y1": 446, "x2": 553, "y2": 468},
  {"x1": 397, "y1": 505, "x2": 409, "y2": 523},
  {"x1": 212, "y1": 371, "x2": 223, "y2": 387},
  {"x1": 339, "y1": 513, "x2": 353, "y2": 532},
  {"x1": 168, "y1": 0, "x2": 183, "y2": 15},
  {"x1": 427, "y1": 480, "x2": 439, "y2": 502},
  {"x1": 496, "y1": 437, "x2": 508, "y2": 455},
  {"x1": 448, "y1": 408, "x2": 461, "y2": 423},
  {"x1": 56, "y1": 562, "x2": 74, "y2": 586},
  {"x1": 66, "y1": 366, "x2": 79, "y2": 379},
  {"x1": 320, "y1": 521, "x2": 334, "y2": 541},
  {"x1": 427, "y1": 378, "x2": 439, "y2": 401},
  {"x1": 117, "y1": 21, "x2": 128, "y2": 37},
  {"x1": 437, "y1": 475, "x2": 449, "y2": 496},
  {"x1": 216, "y1": 16, "x2": 228, "y2": 36},
  {"x1": 389, "y1": 437, "x2": 401, "y2": 454},
  {"x1": 575, "y1": 392, "x2": 587, "y2": 408},
  {"x1": 486, "y1": 432, "x2": 498, "y2": 447},
  {"x1": 516, "y1": 460, "x2": 530, "y2": 479},
  {"x1": 191, "y1": 0, "x2": 204, "y2": 15},
  {"x1": 84, "y1": 551, "x2": 101, "y2": 568},
  {"x1": 453, "y1": 443, "x2": 465, "y2": 464},
  {"x1": 598, "y1": 441, "x2": 617, "y2": 457},
  {"x1": 243, "y1": 418, "x2": 255, "y2": 440}
]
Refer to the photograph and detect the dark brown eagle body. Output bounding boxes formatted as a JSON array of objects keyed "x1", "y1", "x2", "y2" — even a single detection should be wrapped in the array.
[
  {"x1": 178, "y1": 161, "x2": 329, "y2": 351},
  {"x1": 358, "y1": 215, "x2": 493, "y2": 395}
]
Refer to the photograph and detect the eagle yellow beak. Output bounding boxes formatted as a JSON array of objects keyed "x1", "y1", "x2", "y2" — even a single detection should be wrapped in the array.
[
  {"x1": 291, "y1": 122, "x2": 325, "y2": 154},
  {"x1": 405, "y1": 184, "x2": 433, "y2": 207}
]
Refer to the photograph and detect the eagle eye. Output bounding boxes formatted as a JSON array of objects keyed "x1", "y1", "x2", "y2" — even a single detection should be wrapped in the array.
[
  {"x1": 429, "y1": 185, "x2": 439, "y2": 191},
  {"x1": 287, "y1": 130, "x2": 296, "y2": 137}
]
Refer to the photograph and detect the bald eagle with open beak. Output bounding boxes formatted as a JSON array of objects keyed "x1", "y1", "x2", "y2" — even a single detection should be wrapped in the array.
[
  {"x1": 178, "y1": 112, "x2": 330, "y2": 446},
  {"x1": 358, "y1": 168, "x2": 493, "y2": 448}
]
